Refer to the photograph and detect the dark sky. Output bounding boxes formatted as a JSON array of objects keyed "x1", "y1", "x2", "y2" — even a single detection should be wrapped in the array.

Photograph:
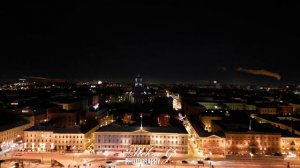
[{"x1": 0, "y1": 1, "x2": 299, "y2": 83}]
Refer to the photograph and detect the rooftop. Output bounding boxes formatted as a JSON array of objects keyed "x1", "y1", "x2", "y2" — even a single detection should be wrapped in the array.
[
  {"x1": 96, "y1": 124, "x2": 188, "y2": 134},
  {"x1": 0, "y1": 119, "x2": 30, "y2": 132},
  {"x1": 256, "y1": 114, "x2": 300, "y2": 131},
  {"x1": 24, "y1": 119, "x2": 99, "y2": 134},
  {"x1": 188, "y1": 116, "x2": 224, "y2": 137}
]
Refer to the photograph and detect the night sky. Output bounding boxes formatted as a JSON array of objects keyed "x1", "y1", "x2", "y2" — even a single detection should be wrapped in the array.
[{"x1": 0, "y1": 1, "x2": 298, "y2": 83}]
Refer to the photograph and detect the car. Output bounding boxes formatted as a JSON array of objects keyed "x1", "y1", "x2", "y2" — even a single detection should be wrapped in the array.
[
  {"x1": 274, "y1": 152, "x2": 282, "y2": 156},
  {"x1": 14, "y1": 153, "x2": 22, "y2": 156},
  {"x1": 166, "y1": 160, "x2": 173, "y2": 163},
  {"x1": 106, "y1": 161, "x2": 113, "y2": 164},
  {"x1": 204, "y1": 157, "x2": 210, "y2": 160},
  {"x1": 198, "y1": 161, "x2": 204, "y2": 164},
  {"x1": 182, "y1": 160, "x2": 188, "y2": 164}
]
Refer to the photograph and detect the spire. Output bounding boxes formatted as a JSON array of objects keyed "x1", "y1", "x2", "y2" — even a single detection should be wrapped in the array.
[
  {"x1": 140, "y1": 112, "x2": 143, "y2": 130},
  {"x1": 135, "y1": 74, "x2": 143, "y2": 87},
  {"x1": 249, "y1": 119, "x2": 252, "y2": 131}
]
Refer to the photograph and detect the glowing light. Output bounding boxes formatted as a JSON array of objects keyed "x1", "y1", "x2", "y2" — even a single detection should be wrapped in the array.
[{"x1": 93, "y1": 103, "x2": 99, "y2": 110}]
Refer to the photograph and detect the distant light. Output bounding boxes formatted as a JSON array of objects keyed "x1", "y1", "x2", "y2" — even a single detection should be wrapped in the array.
[
  {"x1": 213, "y1": 81, "x2": 217, "y2": 84},
  {"x1": 287, "y1": 152, "x2": 296, "y2": 158},
  {"x1": 22, "y1": 109, "x2": 29, "y2": 113},
  {"x1": 93, "y1": 103, "x2": 99, "y2": 110},
  {"x1": 98, "y1": 80, "x2": 102, "y2": 85}
]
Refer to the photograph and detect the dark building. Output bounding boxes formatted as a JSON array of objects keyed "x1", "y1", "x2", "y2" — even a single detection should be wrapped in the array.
[{"x1": 126, "y1": 74, "x2": 150, "y2": 104}]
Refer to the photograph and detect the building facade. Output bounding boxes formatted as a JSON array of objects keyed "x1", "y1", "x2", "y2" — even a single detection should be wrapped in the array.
[
  {"x1": 23, "y1": 122, "x2": 99, "y2": 152},
  {"x1": 24, "y1": 130, "x2": 85, "y2": 152},
  {"x1": 198, "y1": 135, "x2": 226, "y2": 156},
  {"x1": 0, "y1": 119, "x2": 34, "y2": 143},
  {"x1": 225, "y1": 132, "x2": 281, "y2": 155},
  {"x1": 257, "y1": 107, "x2": 277, "y2": 115},
  {"x1": 281, "y1": 137, "x2": 300, "y2": 155},
  {"x1": 94, "y1": 126, "x2": 188, "y2": 156}
]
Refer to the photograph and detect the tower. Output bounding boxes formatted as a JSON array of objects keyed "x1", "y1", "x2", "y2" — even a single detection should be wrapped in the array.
[
  {"x1": 135, "y1": 74, "x2": 143, "y2": 87},
  {"x1": 249, "y1": 119, "x2": 252, "y2": 131},
  {"x1": 131, "y1": 74, "x2": 146, "y2": 104}
]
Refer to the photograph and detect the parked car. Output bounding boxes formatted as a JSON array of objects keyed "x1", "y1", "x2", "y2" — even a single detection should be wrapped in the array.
[
  {"x1": 182, "y1": 160, "x2": 188, "y2": 164},
  {"x1": 204, "y1": 157, "x2": 210, "y2": 160},
  {"x1": 198, "y1": 160, "x2": 204, "y2": 165}
]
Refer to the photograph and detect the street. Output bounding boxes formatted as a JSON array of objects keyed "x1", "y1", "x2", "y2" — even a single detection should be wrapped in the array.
[{"x1": 1, "y1": 151, "x2": 300, "y2": 168}]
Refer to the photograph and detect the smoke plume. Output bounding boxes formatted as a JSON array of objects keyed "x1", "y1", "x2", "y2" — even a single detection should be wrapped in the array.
[{"x1": 237, "y1": 68, "x2": 281, "y2": 80}]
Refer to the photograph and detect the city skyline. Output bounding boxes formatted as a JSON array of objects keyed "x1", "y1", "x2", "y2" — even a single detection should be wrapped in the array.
[{"x1": 0, "y1": 1, "x2": 298, "y2": 84}]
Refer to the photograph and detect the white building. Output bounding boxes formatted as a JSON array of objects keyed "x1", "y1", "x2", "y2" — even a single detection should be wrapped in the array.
[{"x1": 94, "y1": 125, "x2": 188, "y2": 156}]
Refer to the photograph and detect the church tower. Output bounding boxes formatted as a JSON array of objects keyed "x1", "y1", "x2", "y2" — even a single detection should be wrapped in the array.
[{"x1": 135, "y1": 74, "x2": 143, "y2": 87}]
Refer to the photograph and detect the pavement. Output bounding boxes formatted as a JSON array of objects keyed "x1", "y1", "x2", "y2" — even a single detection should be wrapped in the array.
[{"x1": 1, "y1": 151, "x2": 300, "y2": 168}]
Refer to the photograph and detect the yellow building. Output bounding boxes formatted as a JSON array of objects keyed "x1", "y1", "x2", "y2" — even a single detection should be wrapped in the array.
[
  {"x1": 252, "y1": 115, "x2": 300, "y2": 135},
  {"x1": 0, "y1": 119, "x2": 34, "y2": 143},
  {"x1": 94, "y1": 125, "x2": 188, "y2": 156},
  {"x1": 257, "y1": 107, "x2": 277, "y2": 115},
  {"x1": 225, "y1": 132, "x2": 281, "y2": 155},
  {"x1": 24, "y1": 121, "x2": 99, "y2": 152},
  {"x1": 200, "y1": 116, "x2": 223, "y2": 132},
  {"x1": 199, "y1": 135, "x2": 226, "y2": 156},
  {"x1": 281, "y1": 137, "x2": 300, "y2": 155}
]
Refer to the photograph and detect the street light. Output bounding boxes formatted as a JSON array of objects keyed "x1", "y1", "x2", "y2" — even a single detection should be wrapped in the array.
[
  {"x1": 249, "y1": 152, "x2": 254, "y2": 160},
  {"x1": 103, "y1": 151, "x2": 108, "y2": 162},
  {"x1": 75, "y1": 153, "x2": 80, "y2": 165}
]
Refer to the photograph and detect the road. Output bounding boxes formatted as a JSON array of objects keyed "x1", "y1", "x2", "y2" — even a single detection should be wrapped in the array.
[{"x1": 2, "y1": 151, "x2": 300, "y2": 168}]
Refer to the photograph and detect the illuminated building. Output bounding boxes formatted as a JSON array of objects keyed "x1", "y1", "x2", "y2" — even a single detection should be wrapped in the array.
[
  {"x1": 281, "y1": 136, "x2": 300, "y2": 155},
  {"x1": 256, "y1": 103, "x2": 293, "y2": 115},
  {"x1": 289, "y1": 103, "x2": 300, "y2": 113},
  {"x1": 94, "y1": 125, "x2": 188, "y2": 155},
  {"x1": 166, "y1": 91, "x2": 182, "y2": 111},
  {"x1": 277, "y1": 104, "x2": 293, "y2": 115},
  {"x1": 122, "y1": 113, "x2": 133, "y2": 124},
  {"x1": 199, "y1": 135, "x2": 226, "y2": 156},
  {"x1": 186, "y1": 116, "x2": 226, "y2": 156},
  {"x1": 157, "y1": 114, "x2": 171, "y2": 127},
  {"x1": 125, "y1": 74, "x2": 151, "y2": 104},
  {"x1": 24, "y1": 121, "x2": 99, "y2": 152},
  {"x1": 252, "y1": 115, "x2": 300, "y2": 135},
  {"x1": 212, "y1": 119, "x2": 282, "y2": 155},
  {"x1": 225, "y1": 132, "x2": 281, "y2": 155},
  {"x1": 198, "y1": 101, "x2": 255, "y2": 111},
  {"x1": 0, "y1": 118, "x2": 34, "y2": 144},
  {"x1": 257, "y1": 107, "x2": 277, "y2": 115},
  {"x1": 200, "y1": 115, "x2": 224, "y2": 132}
]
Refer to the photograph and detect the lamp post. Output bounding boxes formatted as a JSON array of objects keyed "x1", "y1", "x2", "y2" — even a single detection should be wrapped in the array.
[
  {"x1": 249, "y1": 152, "x2": 254, "y2": 160},
  {"x1": 103, "y1": 151, "x2": 108, "y2": 163},
  {"x1": 75, "y1": 153, "x2": 80, "y2": 165}
]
